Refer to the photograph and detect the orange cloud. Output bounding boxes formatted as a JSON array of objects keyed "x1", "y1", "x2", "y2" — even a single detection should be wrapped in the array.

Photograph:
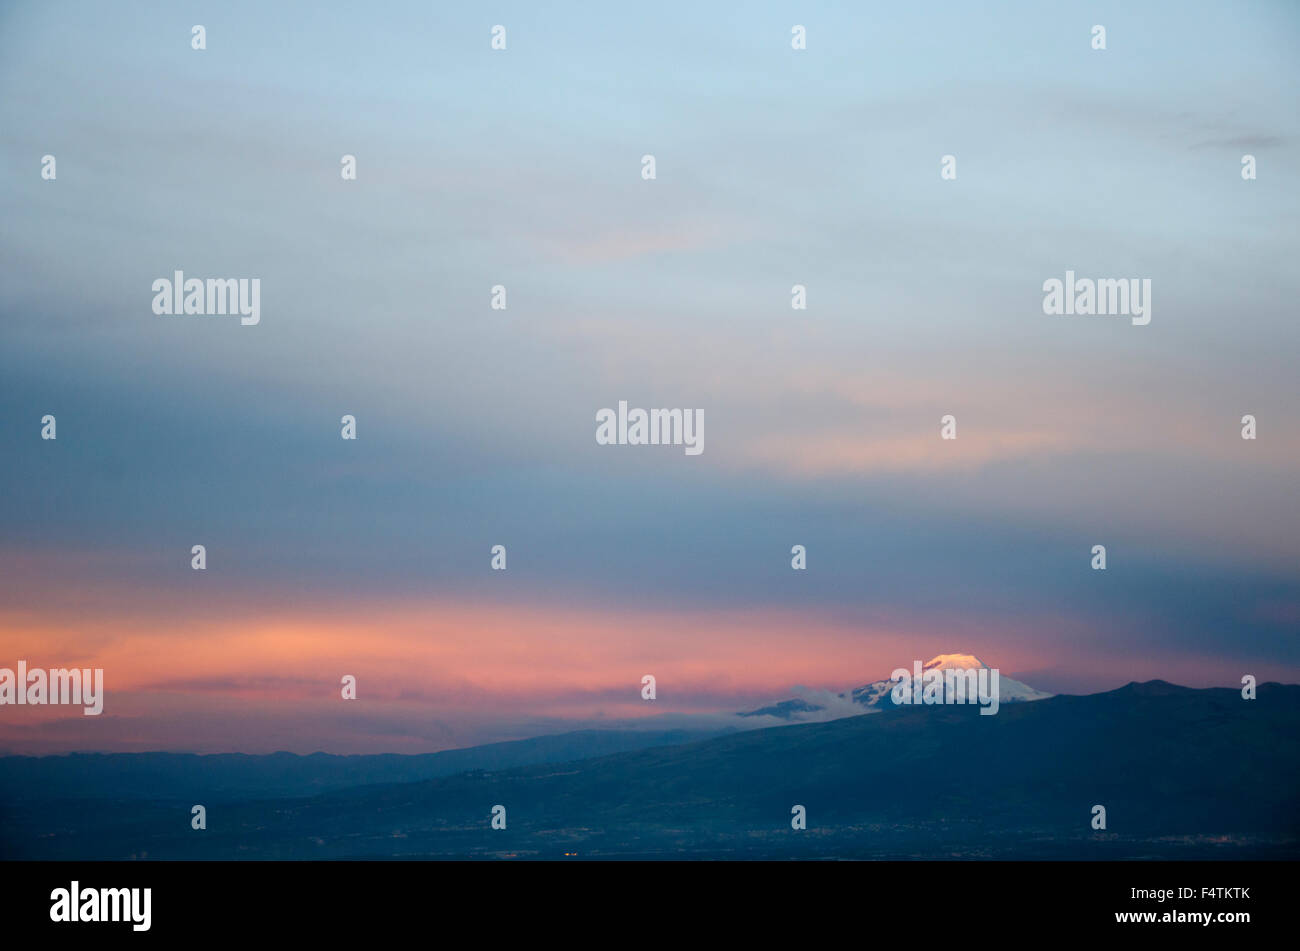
[{"x1": 2, "y1": 592, "x2": 1283, "y2": 754}]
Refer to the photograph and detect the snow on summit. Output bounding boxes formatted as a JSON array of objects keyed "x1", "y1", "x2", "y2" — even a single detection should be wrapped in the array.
[{"x1": 740, "y1": 653, "x2": 1053, "y2": 722}]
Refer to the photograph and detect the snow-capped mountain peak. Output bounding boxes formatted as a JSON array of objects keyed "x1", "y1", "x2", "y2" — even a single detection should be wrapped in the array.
[{"x1": 740, "y1": 652, "x2": 1053, "y2": 721}]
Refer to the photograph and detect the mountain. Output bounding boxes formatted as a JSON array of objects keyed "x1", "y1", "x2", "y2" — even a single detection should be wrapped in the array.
[
  {"x1": 0, "y1": 727, "x2": 729, "y2": 802},
  {"x1": 3, "y1": 681, "x2": 1296, "y2": 860},
  {"x1": 741, "y1": 652, "x2": 1052, "y2": 720}
]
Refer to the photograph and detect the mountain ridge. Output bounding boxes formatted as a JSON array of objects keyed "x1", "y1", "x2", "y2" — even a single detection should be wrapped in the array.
[{"x1": 3, "y1": 681, "x2": 1296, "y2": 860}]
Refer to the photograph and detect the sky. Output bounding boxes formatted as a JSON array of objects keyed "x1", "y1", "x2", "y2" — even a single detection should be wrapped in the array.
[{"x1": 1, "y1": 1, "x2": 1298, "y2": 754}]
